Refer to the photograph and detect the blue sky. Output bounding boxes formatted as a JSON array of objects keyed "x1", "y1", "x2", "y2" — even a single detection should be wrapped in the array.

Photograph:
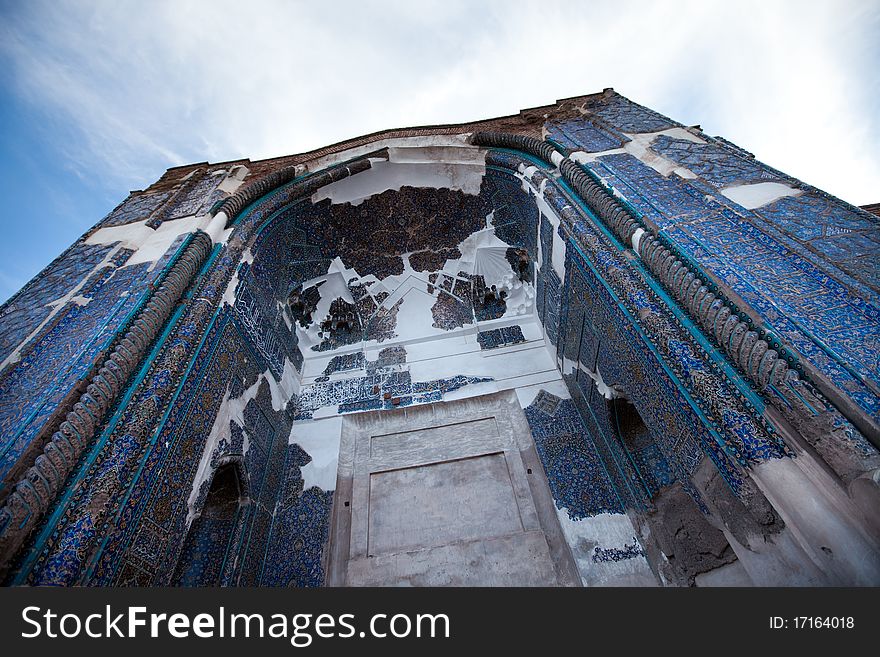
[{"x1": 1, "y1": 0, "x2": 878, "y2": 304}]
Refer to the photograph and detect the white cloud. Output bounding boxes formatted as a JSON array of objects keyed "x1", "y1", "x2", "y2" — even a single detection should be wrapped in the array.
[{"x1": 1, "y1": 0, "x2": 878, "y2": 203}]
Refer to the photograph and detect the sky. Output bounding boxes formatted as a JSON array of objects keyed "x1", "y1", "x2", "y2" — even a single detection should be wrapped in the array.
[{"x1": 0, "y1": 0, "x2": 878, "y2": 304}]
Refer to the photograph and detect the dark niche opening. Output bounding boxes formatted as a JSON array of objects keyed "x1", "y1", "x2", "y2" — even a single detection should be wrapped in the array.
[
  {"x1": 608, "y1": 397, "x2": 652, "y2": 450},
  {"x1": 607, "y1": 396, "x2": 674, "y2": 499},
  {"x1": 172, "y1": 462, "x2": 245, "y2": 586}
]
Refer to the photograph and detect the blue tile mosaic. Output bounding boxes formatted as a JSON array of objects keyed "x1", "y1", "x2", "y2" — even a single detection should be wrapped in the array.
[
  {"x1": 592, "y1": 537, "x2": 645, "y2": 563},
  {"x1": 172, "y1": 463, "x2": 243, "y2": 586},
  {"x1": 477, "y1": 324, "x2": 526, "y2": 350},
  {"x1": 161, "y1": 172, "x2": 226, "y2": 222},
  {"x1": 5, "y1": 91, "x2": 878, "y2": 588},
  {"x1": 547, "y1": 119, "x2": 626, "y2": 153},
  {"x1": 581, "y1": 138, "x2": 880, "y2": 423},
  {"x1": 295, "y1": 371, "x2": 493, "y2": 421},
  {"x1": 651, "y1": 135, "x2": 776, "y2": 187},
  {"x1": 0, "y1": 258, "x2": 156, "y2": 488},
  {"x1": 260, "y1": 443, "x2": 333, "y2": 587},
  {"x1": 322, "y1": 351, "x2": 365, "y2": 376},
  {"x1": 591, "y1": 153, "x2": 716, "y2": 229},
  {"x1": 0, "y1": 241, "x2": 119, "y2": 365},
  {"x1": 525, "y1": 397, "x2": 622, "y2": 518},
  {"x1": 583, "y1": 94, "x2": 678, "y2": 133},
  {"x1": 99, "y1": 191, "x2": 171, "y2": 228}
]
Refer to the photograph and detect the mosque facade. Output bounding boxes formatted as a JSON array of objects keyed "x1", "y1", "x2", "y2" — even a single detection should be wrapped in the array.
[{"x1": 0, "y1": 90, "x2": 878, "y2": 586}]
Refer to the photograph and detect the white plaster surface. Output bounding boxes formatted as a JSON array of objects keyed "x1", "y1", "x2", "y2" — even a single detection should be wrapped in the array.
[
  {"x1": 217, "y1": 165, "x2": 249, "y2": 195},
  {"x1": 186, "y1": 374, "x2": 264, "y2": 525},
  {"x1": 288, "y1": 416, "x2": 343, "y2": 492},
  {"x1": 311, "y1": 153, "x2": 486, "y2": 206},
  {"x1": 514, "y1": 378, "x2": 571, "y2": 408},
  {"x1": 569, "y1": 127, "x2": 705, "y2": 181},
  {"x1": 555, "y1": 509, "x2": 657, "y2": 586},
  {"x1": 0, "y1": 243, "x2": 126, "y2": 371},
  {"x1": 303, "y1": 134, "x2": 476, "y2": 173},
  {"x1": 563, "y1": 358, "x2": 623, "y2": 399},
  {"x1": 203, "y1": 212, "x2": 230, "y2": 243},
  {"x1": 407, "y1": 339, "x2": 556, "y2": 387},
  {"x1": 752, "y1": 456, "x2": 880, "y2": 585},
  {"x1": 221, "y1": 247, "x2": 253, "y2": 306},
  {"x1": 720, "y1": 181, "x2": 802, "y2": 208},
  {"x1": 86, "y1": 214, "x2": 212, "y2": 268},
  {"x1": 631, "y1": 227, "x2": 646, "y2": 253},
  {"x1": 265, "y1": 359, "x2": 299, "y2": 410}
]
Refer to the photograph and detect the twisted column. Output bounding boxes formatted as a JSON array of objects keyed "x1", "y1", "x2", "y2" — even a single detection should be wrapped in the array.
[
  {"x1": 0, "y1": 231, "x2": 213, "y2": 571},
  {"x1": 470, "y1": 130, "x2": 877, "y2": 446},
  {"x1": 557, "y1": 156, "x2": 793, "y2": 391}
]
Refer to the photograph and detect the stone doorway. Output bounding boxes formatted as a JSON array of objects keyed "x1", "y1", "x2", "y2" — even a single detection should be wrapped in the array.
[{"x1": 325, "y1": 390, "x2": 580, "y2": 586}]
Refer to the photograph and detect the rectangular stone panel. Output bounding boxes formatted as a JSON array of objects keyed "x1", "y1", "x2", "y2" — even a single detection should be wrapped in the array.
[
  {"x1": 367, "y1": 417, "x2": 500, "y2": 469},
  {"x1": 348, "y1": 531, "x2": 558, "y2": 587},
  {"x1": 367, "y1": 452, "x2": 523, "y2": 556}
]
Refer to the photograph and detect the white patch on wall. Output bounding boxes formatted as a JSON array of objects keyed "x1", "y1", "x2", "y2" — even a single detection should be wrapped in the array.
[
  {"x1": 204, "y1": 212, "x2": 231, "y2": 244},
  {"x1": 0, "y1": 243, "x2": 127, "y2": 372},
  {"x1": 720, "y1": 181, "x2": 802, "y2": 209},
  {"x1": 86, "y1": 214, "x2": 217, "y2": 269},
  {"x1": 217, "y1": 164, "x2": 249, "y2": 195},
  {"x1": 264, "y1": 360, "x2": 299, "y2": 411},
  {"x1": 577, "y1": 362, "x2": 624, "y2": 400},
  {"x1": 222, "y1": 247, "x2": 253, "y2": 306},
  {"x1": 288, "y1": 416, "x2": 343, "y2": 492},
  {"x1": 303, "y1": 134, "x2": 476, "y2": 172},
  {"x1": 311, "y1": 145, "x2": 486, "y2": 206},
  {"x1": 514, "y1": 378, "x2": 571, "y2": 408},
  {"x1": 185, "y1": 374, "x2": 266, "y2": 526},
  {"x1": 555, "y1": 509, "x2": 657, "y2": 586},
  {"x1": 517, "y1": 163, "x2": 538, "y2": 193},
  {"x1": 563, "y1": 358, "x2": 623, "y2": 399},
  {"x1": 547, "y1": 214, "x2": 567, "y2": 282},
  {"x1": 631, "y1": 227, "x2": 646, "y2": 254},
  {"x1": 407, "y1": 334, "x2": 558, "y2": 392},
  {"x1": 499, "y1": 276, "x2": 534, "y2": 319},
  {"x1": 569, "y1": 126, "x2": 705, "y2": 181}
]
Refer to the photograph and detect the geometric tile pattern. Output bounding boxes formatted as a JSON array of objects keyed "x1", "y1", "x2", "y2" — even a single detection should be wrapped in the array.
[
  {"x1": 162, "y1": 172, "x2": 225, "y2": 222},
  {"x1": 322, "y1": 351, "x2": 366, "y2": 376},
  {"x1": 525, "y1": 397, "x2": 622, "y2": 518},
  {"x1": 546, "y1": 119, "x2": 626, "y2": 153},
  {"x1": 651, "y1": 135, "x2": 775, "y2": 187},
  {"x1": 582, "y1": 93, "x2": 678, "y2": 133},
  {"x1": 0, "y1": 256, "x2": 153, "y2": 487},
  {"x1": 0, "y1": 241, "x2": 119, "y2": 364},
  {"x1": 575, "y1": 135, "x2": 880, "y2": 425},
  {"x1": 98, "y1": 191, "x2": 171, "y2": 228},
  {"x1": 295, "y1": 372, "x2": 492, "y2": 420},
  {"x1": 261, "y1": 444, "x2": 333, "y2": 587},
  {"x1": 477, "y1": 324, "x2": 526, "y2": 350},
  {"x1": 531, "y1": 389, "x2": 562, "y2": 416},
  {"x1": 3, "y1": 90, "x2": 877, "y2": 589}
]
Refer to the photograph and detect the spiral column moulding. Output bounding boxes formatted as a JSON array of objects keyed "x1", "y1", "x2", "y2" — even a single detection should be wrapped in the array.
[
  {"x1": 0, "y1": 231, "x2": 214, "y2": 572},
  {"x1": 471, "y1": 130, "x2": 879, "y2": 448}
]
